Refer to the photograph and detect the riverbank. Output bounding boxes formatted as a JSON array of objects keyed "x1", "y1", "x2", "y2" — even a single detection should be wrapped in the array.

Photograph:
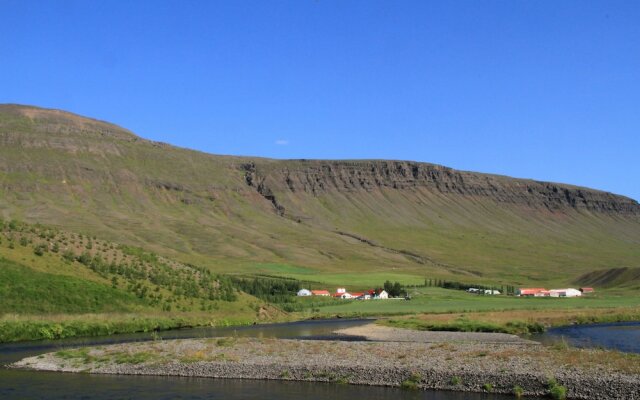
[
  {"x1": 12, "y1": 324, "x2": 640, "y2": 399},
  {"x1": 0, "y1": 312, "x2": 266, "y2": 343},
  {"x1": 378, "y1": 307, "x2": 640, "y2": 335}
]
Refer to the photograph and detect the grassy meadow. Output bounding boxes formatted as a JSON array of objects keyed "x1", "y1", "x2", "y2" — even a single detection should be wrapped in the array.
[{"x1": 291, "y1": 286, "x2": 640, "y2": 316}]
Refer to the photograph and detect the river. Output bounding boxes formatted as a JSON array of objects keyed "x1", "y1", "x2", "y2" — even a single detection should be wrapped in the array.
[
  {"x1": 538, "y1": 321, "x2": 640, "y2": 353},
  {"x1": 1, "y1": 319, "x2": 514, "y2": 399}
]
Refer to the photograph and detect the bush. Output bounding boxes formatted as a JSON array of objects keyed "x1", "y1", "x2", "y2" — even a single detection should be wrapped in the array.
[
  {"x1": 450, "y1": 376, "x2": 461, "y2": 385},
  {"x1": 513, "y1": 385, "x2": 524, "y2": 398},
  {"x1": 33, "y1": 245, "x2": 46, "y2": 256},
  {"x1": 483, "y1": 383, "x2": 493, "y2": 392},
  {"x1": 547, "y1": 378, "x2": 567, "y2": 400},
  {"x1": 401, "y1": 372, "x2": 421, "y2": 390}
]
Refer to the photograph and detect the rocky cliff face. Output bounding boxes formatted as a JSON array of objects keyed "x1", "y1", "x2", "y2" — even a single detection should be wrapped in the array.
[{"x1": 248, "y1": 160, "x2": 640, "y2": 215}]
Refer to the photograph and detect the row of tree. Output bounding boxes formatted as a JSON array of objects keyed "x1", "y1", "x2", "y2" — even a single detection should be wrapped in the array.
[{"x1": 416, "y1": 278, "x2": 517, "y2": 295}]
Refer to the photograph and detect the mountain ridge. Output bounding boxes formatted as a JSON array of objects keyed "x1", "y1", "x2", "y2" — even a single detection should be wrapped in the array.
[{"x1": 1, "y1": 104, "x2": 638, "y2": 285}]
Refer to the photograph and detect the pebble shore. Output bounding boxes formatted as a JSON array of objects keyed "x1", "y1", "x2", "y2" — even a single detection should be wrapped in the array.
[{"x1": 12, "y1": 324, "x2": 640, "y2": 399}]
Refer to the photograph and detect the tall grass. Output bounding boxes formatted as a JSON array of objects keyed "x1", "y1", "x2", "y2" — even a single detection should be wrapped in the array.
[{"x1": 0, "y1": 313, "x2": 254, "y2": 343}]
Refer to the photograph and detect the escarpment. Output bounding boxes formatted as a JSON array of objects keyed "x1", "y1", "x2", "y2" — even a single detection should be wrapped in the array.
[
  {"x1": 248, "y1": 160, "x2": 640, "y2": 216},
  {"x1": 1, "y1": 104, "x2": 639, "y2": 276}
]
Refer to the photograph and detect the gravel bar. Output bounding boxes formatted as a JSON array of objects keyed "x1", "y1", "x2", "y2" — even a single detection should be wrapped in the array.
[{"x1": 11, "y1": 324, "x2": 640, "y2": 399}]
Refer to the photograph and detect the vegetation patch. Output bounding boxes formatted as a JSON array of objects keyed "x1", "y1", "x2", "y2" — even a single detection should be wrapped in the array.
[
  {"x1": 547, "y1": 377, "x2": 567, "y2": 400},
  {"x1": 401, "y1": 372, "x2": 421, "y2": 390}
]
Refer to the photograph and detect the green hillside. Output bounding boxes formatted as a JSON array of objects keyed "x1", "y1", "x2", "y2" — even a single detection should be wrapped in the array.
[
  {"x1": 0, "y1": 219, "x2": 283, "y2": 342},
  {"x1": 0, "y1": 257, "x2": 150, "y2": 314},
  {"x1": 1, "y1": 104, "x2": 639, "y2": 289}
]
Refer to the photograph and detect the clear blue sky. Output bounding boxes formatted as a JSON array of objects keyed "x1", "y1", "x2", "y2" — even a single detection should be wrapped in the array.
[{"x1": 1, "y1": 1, "x2": 638, "y2": 200}]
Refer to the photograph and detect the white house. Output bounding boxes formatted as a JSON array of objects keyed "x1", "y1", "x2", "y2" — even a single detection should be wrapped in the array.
[
  {"x1": 334, "y1": 292, "x2": 353, "y2": 299},
  {"x1": 297, "y1": 289, "x2": 312, "y2": 297},
  {"x1": 336, "y1": 288, "x2": 347, "y2": 294},
  {"x1": 375, "y1": 290, "x2": 389, "y2": 299},
  {"x1": 484, "y1": 289, "x2": 501, "y2": 295}
]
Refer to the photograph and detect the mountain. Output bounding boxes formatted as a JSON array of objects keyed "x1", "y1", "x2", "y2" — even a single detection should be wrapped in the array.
[{"x1": 1, "y1": 104, "x2": 639, "y2": 286}]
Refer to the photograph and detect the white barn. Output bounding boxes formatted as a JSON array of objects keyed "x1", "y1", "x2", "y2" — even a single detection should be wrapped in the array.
[
  {"x1": 549, "y1": 288, "x2": 582, "y2": 298},
  {"x1": 297, "y1": 289, "x2": 312, "y2": 297}
]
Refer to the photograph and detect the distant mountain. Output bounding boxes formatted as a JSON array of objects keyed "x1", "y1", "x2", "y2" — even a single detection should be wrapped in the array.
[{"x1": 1, "y1": 104, "x2": 639, "y2": 286}]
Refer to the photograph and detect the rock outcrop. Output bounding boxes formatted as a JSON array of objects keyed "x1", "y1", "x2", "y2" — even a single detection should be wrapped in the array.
[{"x1": 249, "y1": 160, "x2": 640, "y2": 215}]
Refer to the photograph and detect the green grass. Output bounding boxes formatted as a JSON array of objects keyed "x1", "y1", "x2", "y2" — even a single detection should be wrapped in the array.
[
  {"x1": 0, "y1": 257, "x2": 147, "y2": 314},
  {"x1": 301, "y1": 287, "x2": 640, "y2": 317},
  {"x1": 384, "y1": 317, "x2": 545, "y2": 335},
  {"x1": 0, "y1": 313, "x2": 256, "y2": 343}
]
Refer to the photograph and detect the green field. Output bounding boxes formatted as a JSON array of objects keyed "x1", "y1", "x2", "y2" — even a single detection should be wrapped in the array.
[
  {"x1": 248, "y1": 263, "x2": 426, "y2": 288},
  {"x1": 292, "y1": 287, "x2": 640, "y2": 318}
]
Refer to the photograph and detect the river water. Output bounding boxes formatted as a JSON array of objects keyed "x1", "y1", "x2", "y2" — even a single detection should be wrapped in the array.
[
  {"x1": 0, "y1": 319, "x2": 513, "y2": 399},
  {"x1": 538, "y1": 321, "x2": 640, "y2": 353}
]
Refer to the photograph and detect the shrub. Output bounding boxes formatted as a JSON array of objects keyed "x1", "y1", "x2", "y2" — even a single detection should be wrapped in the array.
[
  {"x1": 401, "y1": 372, "x2": 421, "y2": 390},
  {"x1": 33, "y1": 245, "x2": 46, "y2": 256},
  {"x1": 513, "y1": 385, "x2": 524, "y2": 398},
  {"x1": 547, "y1": 378, "x2": 567, "y2": 400},
  {"x1": 450, "y1": 376, "x2": 461, "y2": 385},
  {"x1": 483, "y1": 383, "x2": 493, "y2": 392}
]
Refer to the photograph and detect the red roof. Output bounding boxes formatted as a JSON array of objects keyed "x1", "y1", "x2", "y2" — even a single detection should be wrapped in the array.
[
  {"x1": 518, "y1": 288, "x2": 547, "y2": 295},
  {"x1": 351, "y1": 292, "x2": 365, "y2": 297},
  {"x1": 311, "y1": 290, "x2": 330, "y2": 295},
  {"x1": 580, "y1": 287, "x2": 595, "y2": 292}
]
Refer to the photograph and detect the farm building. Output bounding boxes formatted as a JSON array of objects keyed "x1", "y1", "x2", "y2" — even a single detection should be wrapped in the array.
[
  {"x1": 580, "y1": 287, "x2": 595, "y2": 294},
  {"x1": 334, "y1": 291, "x2": 353, "y2": 299},
  {"x1": 484, "y1": 289, "x2": 501, "y2": 295},
  {"x1": 311, "y1": 290, "x2": 330, "y2": 296},
  {"x1": 549, "y1": 288, "x2": 582, "y2": 298},
  {"x1": 516, "y1": 288, "x2": 547, "y2": 297},
  {"x1": 375, "y1": 290, "x2": 389, "y2": 299},
  {"x1": 297, "y1": 289, "x2": 312, "y2": 296}
]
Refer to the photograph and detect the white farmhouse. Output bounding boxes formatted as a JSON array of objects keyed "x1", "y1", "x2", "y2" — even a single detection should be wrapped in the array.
[
  {"x1": 297, "y1": 289, "x2": 312, "y2": 296},
  {"x1": 375, "y1": 290, "x2": 389, "y2": 299}
]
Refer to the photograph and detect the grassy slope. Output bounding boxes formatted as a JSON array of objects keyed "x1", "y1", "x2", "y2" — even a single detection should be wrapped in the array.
[
  {"x1": 0, "y1": 220, "x2": 285, "y2": 342},
  {"x1": 0, "y1": 257, "x2": 147, "y2": 314},
  {"x1": 0, "y1": 105, "x2": 639, "y2": 290}
]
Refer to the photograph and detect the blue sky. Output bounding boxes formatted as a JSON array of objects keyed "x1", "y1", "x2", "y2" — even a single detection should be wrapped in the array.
[{"x1": 1, "y1": 1, "x2": 638, "y2": 200}]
